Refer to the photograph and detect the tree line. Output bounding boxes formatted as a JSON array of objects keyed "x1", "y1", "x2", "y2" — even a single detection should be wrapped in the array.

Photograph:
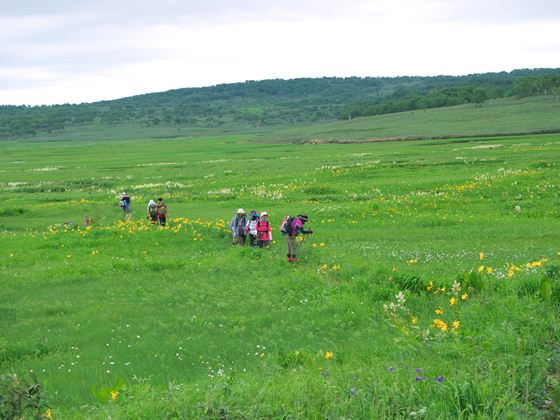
[
  {"x1": 339, "y1": 71, "x2": 560, "y2": 119},
  {"x1": 1, "y1": 69, "x2": 559, "y2": 138}
]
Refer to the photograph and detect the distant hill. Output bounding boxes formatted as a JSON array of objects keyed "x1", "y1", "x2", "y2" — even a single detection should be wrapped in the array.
[
  {"x1": 256, "y1": 96, "x2": 560, "y2": 143},
  {"x1": 1, "y1": 68, "x2": 559, "y2": 139}
]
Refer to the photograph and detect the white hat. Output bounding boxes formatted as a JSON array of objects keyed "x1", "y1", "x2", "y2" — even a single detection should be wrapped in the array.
[
  {"x1": 237, "y1": 208, "x2": 245, "y2": 214},
  {"x1": 260, "y1": 211, "x2": 268, "y2": 217}
]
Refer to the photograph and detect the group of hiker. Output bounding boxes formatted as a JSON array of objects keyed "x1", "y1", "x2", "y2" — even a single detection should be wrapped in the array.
[
  {"x1": 119, "y1": 193, "x2": 168, "y2": 226},
  {"x1": 230, "y1": 209, "x2": 272, "y2": 248},
  {"x1": 147, "y1": 198, "x2": 168, "y2": 226},
  {"x1": 230, "y1": 209, "x2": 313, "y2": 262},
  {"x1": 119, "y1": 194, "x2": 313, "y2": 263}
]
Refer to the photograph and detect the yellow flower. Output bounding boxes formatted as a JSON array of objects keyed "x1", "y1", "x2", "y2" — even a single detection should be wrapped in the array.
[
  {"x1": 319, "y1": 264, "x2": 328, "y2": 272},
  {"x1": 319, "y1": 243, "x2": 326, "y2": 247},
  {"x1": 477, "y1": 265, "x2": 484, "y2": 273},
  {"x1": 450, "y1": 297, "x2": 457, "y2": 306},
  {"x1": 507, "y1": 263, "x2": 522, "y2": 278},
  {"x1": 435, "y1": 308, "x2": 443, "y2": 315},
  {"x1": 411, "y1": 317, "x2": 417, "y2": 325},
  {"x1": 452, "y1": 320, "x2": 460, "y2": 330},
  {"x1": 432, "y1": 319, "x2": 448, "y2": 332},
  {"x1": 461, "y1": 292, "x2": 468, "y2": 301},
  {"x1": 479, "y1": 252, "x2": 484, "y2": 260},
  {"x1": 111, "y1": 390, "x2": 119, "y2": 401},
  {"x1": 332, "y1": 264, "x2": 340, "y2": 272},
  {"x1": 312, "y1": 243, "x2": 318, "y2": 248},
  {"x1": 486, "y1": 266, "x2": 493, "y2": 273},
  {"x1": 427, "y1": 281, "x2": 433, "y2": 291},
  {"x1": 325, "y1": 351, "x2": 333, "y2": 360},
  {"x1": 526, "y1": 259, "x2": 547, "y2": 269},
  {"x1": 46, "y1": 408, "x2": 53, "y2": 419},
  {"x1": 407, "y1": 259, "x2": 417, "y2": 265}
]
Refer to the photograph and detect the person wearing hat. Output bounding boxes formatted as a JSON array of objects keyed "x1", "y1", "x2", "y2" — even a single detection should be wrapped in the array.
[
  {"x1": 256, "y1": 211, "x2": 272, "y2": 248},
  {"x1": 120, "y1": 192, "x2": 131, "y2": 221},
  {"x1": 229, "y1": 208, "x2": 247, "y2": 245},
  {"x1": 286, "y1": 213, "x2": 313, "y2": 262},
  {"x1": 246, "y1": 210, "x2": 259, "y2": 247},
  {"x1": 146, "y1": 199, "x2": 158, "y2": 224}
]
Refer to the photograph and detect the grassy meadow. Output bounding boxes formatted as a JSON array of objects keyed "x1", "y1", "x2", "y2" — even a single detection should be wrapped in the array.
[
  {"x1": 258, "y1": 96, "x2": 560, "y2": 143},
  {"x1": 1, "y1": 132, "x2": 560, "y2": 418}
]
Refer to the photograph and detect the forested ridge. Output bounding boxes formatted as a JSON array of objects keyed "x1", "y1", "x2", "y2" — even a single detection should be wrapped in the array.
[{"x1": 1, "y1": 68, "x2": 559, "y2": 138}]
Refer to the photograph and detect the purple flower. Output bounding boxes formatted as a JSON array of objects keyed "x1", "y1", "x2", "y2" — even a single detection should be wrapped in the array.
[
  {"x1": 350, "y1": 386, "x2": 358, "y2": 396},
  {"x1": 386, "y1": 367, "x2": 395, "y2": 373},
  {"x1": 321, "y1": 371, "x2": 329, "y2": 377},
  {"x1": 415, "y1": 376, "x2": 426, "y2": 382},
  {"x1": 415, "y1": 368, "x2": 423, "y2": 373},
  {"x1": 436, "y1": 375, "x2": 444, "y2": 383}
]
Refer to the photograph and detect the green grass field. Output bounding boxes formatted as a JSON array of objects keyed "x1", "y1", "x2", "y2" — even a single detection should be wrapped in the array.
[
  {"x1": 1, "y1": 130, "x2": 560, "y2": 418},
  {"x1": 257, "y1": 96, "x2": 560, "y2": 143}
]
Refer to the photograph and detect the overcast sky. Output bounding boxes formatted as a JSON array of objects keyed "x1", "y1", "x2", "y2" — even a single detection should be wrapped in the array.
[{"x1": 1, "y1": 0, "x2": 559, "y2": 105}]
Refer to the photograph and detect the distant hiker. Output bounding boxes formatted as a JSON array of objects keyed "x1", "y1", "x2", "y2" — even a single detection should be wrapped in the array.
[
  {"x1": 147, "y1": 199, "x2": 158, "y2": 224},
  {"x1": 120, "y1": 192, "x2": 131, "y2": 221},
  {"x1": 281, "y1": 213, "x2": 313, "y2": 262},
  {"x1": 246, "y1": 210, "x2": 259, "y2": 247},
  {"x1": 230, "y1": 208, "x2": 247, "y2": 245},
  {"x1": 256, "y1": 211, "x2": 272, "y2": 248},
  {"x1": 156, "y1": 197, "x2": 168, "y2": 226}
]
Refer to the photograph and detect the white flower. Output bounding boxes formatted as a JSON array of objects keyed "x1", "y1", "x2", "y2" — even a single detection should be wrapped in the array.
[{"x1": 451, "y1": 280, "x2": 462, "y2": 294}]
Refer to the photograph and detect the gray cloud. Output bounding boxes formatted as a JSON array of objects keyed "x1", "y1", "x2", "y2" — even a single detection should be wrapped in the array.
[
  {"x1": 432, "y1": 0, "x2": 560, "y2": 24},
  {"x1": 0, "y1": 0, "x2": 355, "y2": 23},
  {"x1": 3, "y1": 0, "x2": 559, "y2": 27},
  {"x1": 0, "y1": 0, "x2": 369, "y2": 80},
  {"x1": 1, "y1": 0, "x2": 558, "y2": 104}
]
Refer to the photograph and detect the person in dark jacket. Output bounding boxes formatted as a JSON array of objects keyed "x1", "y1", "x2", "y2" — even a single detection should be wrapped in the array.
[
  {"x1": 120, "y1": 192, "x2": 131, "y2": 221},
  {"x1": 156, "y1": 197, "x2": 168, "y2": 226}
]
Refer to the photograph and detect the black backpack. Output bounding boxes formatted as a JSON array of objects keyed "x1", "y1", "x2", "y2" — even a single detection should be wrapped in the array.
[{"x1": 279, "y1": 216, "x2": 294, "y2": 235}]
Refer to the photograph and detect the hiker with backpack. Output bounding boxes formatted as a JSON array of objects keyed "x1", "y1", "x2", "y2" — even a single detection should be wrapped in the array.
[
  {"x1": 256, "y1": 211, "x2": 272, "y2": 248},
  {"x1": 147, "y1": 199, "x2": 158, "y2": 224},
  {"x1": 246, "y1": 210, "x2": 259, "y2": 247},
  {"x1": 156, "y1": 197, "x2": 168, "y2": 226},
  {"x1": 230, "y1": 208, "x2": 247, "y2": 245},
  {"x1": 120, "y1": 192, "x2": 131, "y2": 221},
  {"x1": 280, "y1": 213, "x2": 313, "y2": 262}
]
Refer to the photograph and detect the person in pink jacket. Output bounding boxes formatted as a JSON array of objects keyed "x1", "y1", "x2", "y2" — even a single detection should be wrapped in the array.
[
  {"x1": 256, "y1": 211, "x2": 272, "y2": 248},
  {"x1": 284, "y1": 213, "x2": 313, "y2": 262}
]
